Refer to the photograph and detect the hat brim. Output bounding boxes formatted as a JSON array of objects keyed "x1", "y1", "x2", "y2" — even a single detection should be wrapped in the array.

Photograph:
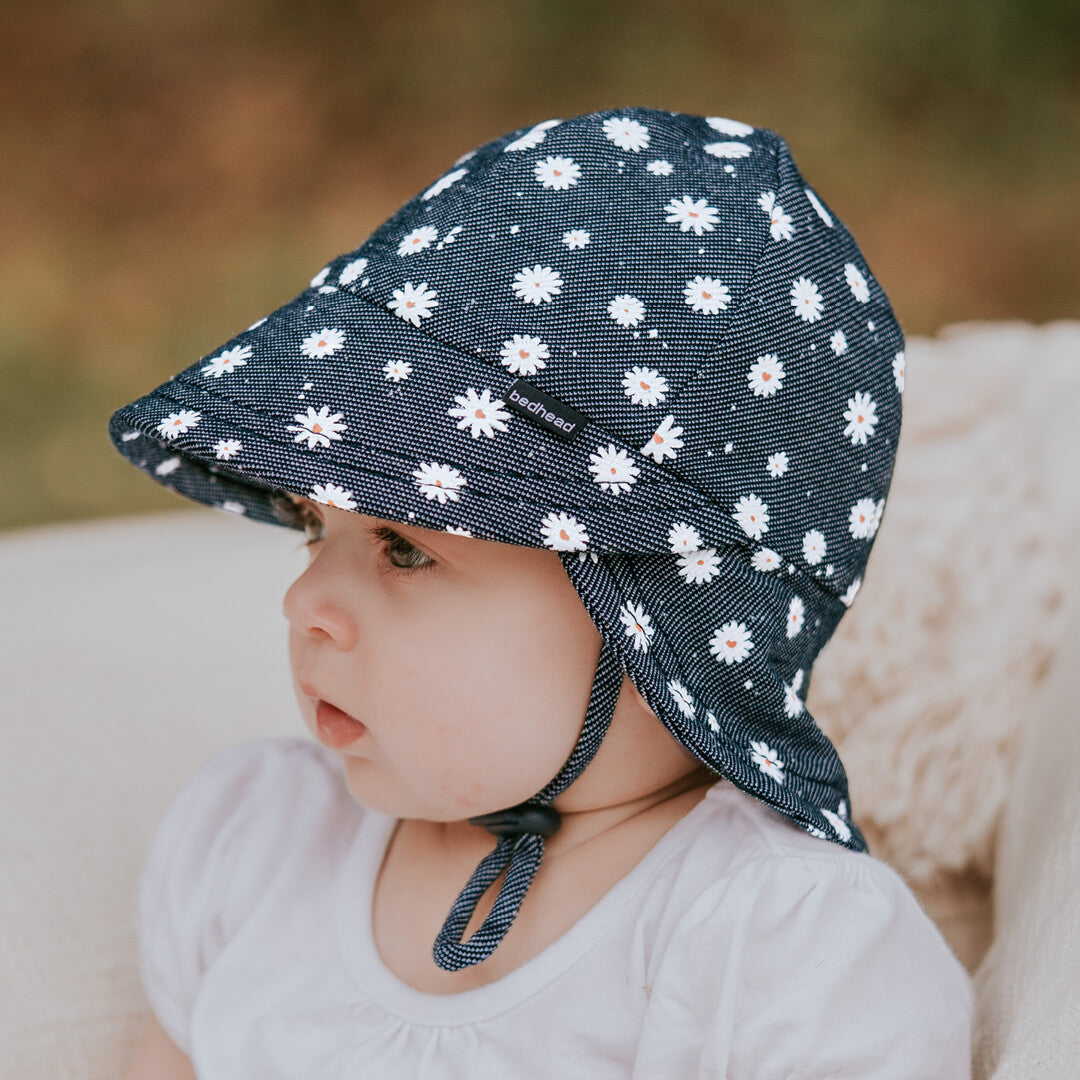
[{"x1": 109, "y1": 284, "x2": 748, "y2": 556}]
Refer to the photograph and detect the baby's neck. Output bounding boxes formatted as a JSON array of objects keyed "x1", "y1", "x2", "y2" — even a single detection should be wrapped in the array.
[{"x1": 372, "y1": 768, "x2": 718, "y2": 994}]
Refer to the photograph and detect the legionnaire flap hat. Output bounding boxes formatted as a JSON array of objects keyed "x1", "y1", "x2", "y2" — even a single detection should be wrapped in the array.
[{"x1": 109, "y1": 106, "x2": 905, "y2": 972}]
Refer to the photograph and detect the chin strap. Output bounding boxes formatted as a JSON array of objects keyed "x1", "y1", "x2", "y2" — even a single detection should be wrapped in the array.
[{"x1": 431, "y1": 638, "x2": 624, "y2": 971}]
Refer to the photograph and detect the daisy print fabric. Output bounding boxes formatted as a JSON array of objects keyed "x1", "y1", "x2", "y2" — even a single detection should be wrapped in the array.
[{"x1": 110, "y1": 107, "x2": 905, "y2": 854}]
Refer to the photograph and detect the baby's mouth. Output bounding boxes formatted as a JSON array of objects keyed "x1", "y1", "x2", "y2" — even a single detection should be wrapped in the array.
[{"x1": 314, "y1": 699, "x2": 368, "y2": 750}]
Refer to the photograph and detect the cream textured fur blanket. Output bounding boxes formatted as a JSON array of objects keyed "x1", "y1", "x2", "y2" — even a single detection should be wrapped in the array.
[
  {"x1": 809, "y1": 320, "x2": 1079, "y2": 889},
  {"x1": 0, "y1": 319, "x2": 1077, "y2": 1078}
]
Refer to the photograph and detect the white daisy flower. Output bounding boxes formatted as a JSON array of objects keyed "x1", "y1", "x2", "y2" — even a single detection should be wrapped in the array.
[
  {"x1": 445, "y1": 525, "x2": 472, "y2": 536},
  {"x1": 503, "y1": 119, "x2": 561, "y2": 152},
  {"x1": 588, "y1": 444, "x2": 640, "y2": 494},
  {"x1": 893, "y1": 351, "x2": 906, "y2": 394},
  {"x1": 421, "y1": 167, "x2": 468, "y2": 201},
  {"x1": 790, "y1": 276, "x2": 824, "y2": 323},
  {"x1": 769, "y1": 203, "x2": 794, "y2": 241},
  {"x1": 805, "y1": 187, "x2": 833, "y2": 226},
  {"x1": 802, "y1": 529, "x2": 827, "y2": 565},
  {"x1": 683, "y1": 275, "x2": 731, "y2": 315},
  {"x1": 829, "y1": 330, "x2": 848, "y2": 355},
  {"x1": 603, "y1": 116, "x2": 650, "y2": 151},
  {"x1": 710, "y1": 620, "x2": 754, "y2": 665},
  {"x1": 339, "y1": 257, "x2": 369, "y2": 286},
  {"x1": 499, "y1": 334, "x2": 550, "y2": 376},
  {"x1": 703, "y1": 140, "x2": 752, "y2": 159},
  {"x1": 619, "y1": 601, "x2": 655, "y2": 651},
  {"x1": 540, "y1": 510, "x2": 589, "y2": 551},
  {"x1": 664, "y1": 195, "x2": 720, "y2": 235},
  {"x1": 387, "y1": 281, "x2": 439, "y2": 325},
  {"x1": 844, "y1": 262, "x2": 870, "y2": 303},
  {"x1": 668, "y1": 521, "x2": 703, "y2": 553},
  {"x1": 383, "y1": 359, "x2": 412, "y2": 382},
  {"x1": 309, "y1": 266, "x2": 330, "y2": 288},
  {"x1": 766, "y1": 451, "x2": 789, "y2": 478},
  {"x1": 534, "y1": 155, "x2": 581, "y2": 190},
  {"x1": 157, "y1": 410, "x2": 201, "y2": 439},
  {"x1": 783, "y1": 670, "x2": 805, "y2": 719},
  {"x1": 747, "y1": 353, "x2": 785, "y2": 397},
  {"x1": 821, "y1": 807, "x2": 852, "y2": 843},
  {"x1": 397, "y1": 226, "x2": 439, "y2": 256},
  {"x1": 412, "y1": 461, "x2": 467, "y2": 504},
  {"x1": 732, "y1": 493, "x2": 769, "y2": 540},
  {"x1": 646, "y1": 159, "x2": 674, "y2": 176},
  {"x1": 220, "y1": 500, "x2": 246, "y2": 514},
  {"x1": 848, "y1": 498, "x2": 881, "y2": 540},
  {"x1": 286, "y1": 405, "x2": 347, "y2": 450},
  {"x1": 843, "y1": 391, "x2": 879, "y2": 446},
  {"x1": 213, "y1": 438, "x2": 243, "y2": 460},
  {"x1": 201, "y1": 344, "x2": 252, "y2": 378},
  {"x1": 756, "y1": 191, "x2": 794, "y2": 241},
  {"x1": 512, "y1": 264, "x2": 564, "y2": 305},
  {"x1": 806, "y1": 824, "x2": 828, "y2": 839},
  {"x1": 608, "y1": 294, "x2": 646, "y2": 327},
  {"x1": 310, "y1": 482, "x2": 357, "y2": 510},
  {"x1": 841, "y1": 575, "x2": 863, "y2": 607},
  {"x1": 749, "y1": 740, "x2": 785, "y2": 784},
  {"x1": 300, "y1": 327, "x2": 345, "y2": 359},
  {"x1": 622, "y1": 365, "x2": 669, "y2": 407},
  {"x1": 448, "y1": 387, "x2": 511, "y2": 439},
  {"x1": 640, "y1": 414, "x2": 684, "y2": 463},
  {"x1": 705, "y1": 116, "x2": 754, "y2": 136},
  {"x1": 751, "y1": 547, "x2": 782, "y2": 572},
  {"x1": 668, "y1": 680, "x2": 695, "y2": 718},
  {"x1": 677, "y1": 547, "x2": 721, "y2": 585},
  {"x1": 562, "y1": 229, "x2": 591, "y2": 249},
  {"x1": 786, "y1": 595, "x2": 805, "y2": 638},
  {"x1": 155, "y1": 457, "x2": 181, "y2": 477}
]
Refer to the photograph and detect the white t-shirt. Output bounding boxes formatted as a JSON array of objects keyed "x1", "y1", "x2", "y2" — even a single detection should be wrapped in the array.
[{"x1": 137, "y1": 736, "x2": 974, "y2": 1078}]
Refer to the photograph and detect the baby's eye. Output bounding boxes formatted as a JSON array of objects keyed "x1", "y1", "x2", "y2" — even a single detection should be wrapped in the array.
[{"x1": 380, "y1": 529, "x2": 435, "y2": 571}]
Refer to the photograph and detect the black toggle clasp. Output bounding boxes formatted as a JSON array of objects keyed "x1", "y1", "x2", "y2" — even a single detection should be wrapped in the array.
[{"x1": 468, "y1": 801, "x2": 562, "y2": 838}]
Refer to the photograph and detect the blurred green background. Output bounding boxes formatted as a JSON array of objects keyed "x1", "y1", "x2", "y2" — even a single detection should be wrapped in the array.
[{"x1": 2, "y1": 0, "x2": 1077, "y2": 532}]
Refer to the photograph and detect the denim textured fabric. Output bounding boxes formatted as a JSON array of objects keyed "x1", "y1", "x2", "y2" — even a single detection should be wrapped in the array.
[{"x1": 109, "y1": 107, "x2": 905, "y2": 970}]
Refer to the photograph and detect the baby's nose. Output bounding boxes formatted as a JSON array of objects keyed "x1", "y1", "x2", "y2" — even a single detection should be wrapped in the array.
[{"x1": 282, "y1": 569, "x2": 358, "y2": 651}]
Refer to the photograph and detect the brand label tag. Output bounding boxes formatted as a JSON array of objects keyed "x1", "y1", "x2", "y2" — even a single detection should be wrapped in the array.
[{"x1": 503, "y1": 378, "x2": 589, "y2": 443}]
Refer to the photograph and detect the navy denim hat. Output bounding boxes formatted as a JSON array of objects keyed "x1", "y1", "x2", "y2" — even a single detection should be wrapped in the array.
[{"x1": 109, "y1": 106, "x2": 905, "y2": 971}]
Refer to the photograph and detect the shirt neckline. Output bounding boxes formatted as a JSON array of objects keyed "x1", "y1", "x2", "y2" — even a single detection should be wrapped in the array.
[{"x1": 336, "y1": 783, "x2": 724, "y2": 1026}]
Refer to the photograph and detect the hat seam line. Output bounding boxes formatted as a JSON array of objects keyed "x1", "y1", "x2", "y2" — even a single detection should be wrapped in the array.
[{"x1": 118, "y1": 401, "x2": 738, "y2": 519}]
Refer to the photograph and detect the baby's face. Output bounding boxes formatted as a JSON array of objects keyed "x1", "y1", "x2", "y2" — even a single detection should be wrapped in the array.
[{"x1": 283, "y1": 497, "x2": 608, "y2": 821}]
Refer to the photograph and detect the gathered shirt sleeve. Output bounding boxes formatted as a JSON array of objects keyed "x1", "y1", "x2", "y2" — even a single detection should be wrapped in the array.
[
  {"x1": 135, "y1": 741, "x2": 296, "y2": 1056},
  {"x1": 637, "y1": 851, "x2": 975, "y2": 1079}
]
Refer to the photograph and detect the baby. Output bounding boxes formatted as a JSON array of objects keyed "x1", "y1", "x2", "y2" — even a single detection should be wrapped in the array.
[{"x1": 115, "y1": 107, "x2": 975, "y2": 1077}]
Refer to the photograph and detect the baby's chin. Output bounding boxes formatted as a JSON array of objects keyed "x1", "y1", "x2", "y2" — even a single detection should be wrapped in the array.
[{"x1": 336, "y1": 757, "x2": 529, "y2": 825}]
